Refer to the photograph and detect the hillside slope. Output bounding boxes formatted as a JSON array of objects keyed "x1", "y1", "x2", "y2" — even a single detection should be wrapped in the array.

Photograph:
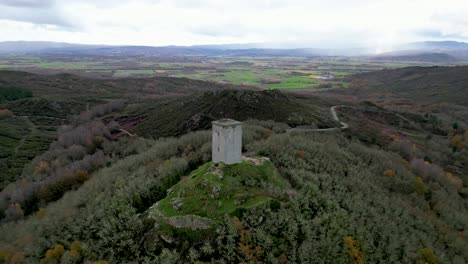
[
  {"x1": 0, "y1": 123, "x2": 466, "y2": 263},
  {"x1": 0, "y1": 70, "x2": 245, "y2": 99},
  {"x1": 117, "y1": 89, "x2": 339, "y2": 138},
  {"x1": 371, "y1": 52, "x2": 460, "y2": 63},
  {"x1": 347, "y1": 66, "x2": 468, "y2": 106}
]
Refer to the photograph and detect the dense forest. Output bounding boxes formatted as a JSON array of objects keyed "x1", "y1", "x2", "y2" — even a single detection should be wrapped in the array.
[
  {"x1": 0, "y1": 86, "x2": 32, "y2": 103},
  {"x1": 0, "y1": 69, "x2": 467, "y2": 263}
]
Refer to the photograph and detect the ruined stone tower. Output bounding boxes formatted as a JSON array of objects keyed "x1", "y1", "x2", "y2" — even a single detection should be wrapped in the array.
[{"x1": 212, "y1": 119, "x2": 242, "y2": 164}]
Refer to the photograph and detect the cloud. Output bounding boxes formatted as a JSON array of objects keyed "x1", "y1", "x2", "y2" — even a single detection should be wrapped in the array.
[
  {"x1": 416, "y1": 29, "x2": 467, "y2": 40},
  {"x1": 0, "y1": 0, "x2": 54, "y2": 8},
  {"x1": 0, "y1": 0, "x2": 75, "y2": 29},
  {"x1": 0, "y1": 0, "x2": 468, "y2": 47}
]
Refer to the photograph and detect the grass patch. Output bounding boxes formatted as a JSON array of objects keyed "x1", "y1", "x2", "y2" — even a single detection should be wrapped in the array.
[
  {"x1": 152, "y1": 159, "x2": 288, "y2": 220},
  {"x1": 221, "y1": 70, "x2": 259, "y2": 85},
  {"x1": 113, "y1": 69, "x2": 156, "y2": 76},
  {"x1": 334, "y1": 71, "x2": 353, "y2": 77},
  {"x1": 340, "y1": 81, "x2": 351, "y2": 88}
]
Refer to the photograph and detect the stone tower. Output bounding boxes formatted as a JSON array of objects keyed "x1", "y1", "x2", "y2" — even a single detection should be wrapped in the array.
[{"x1": 212, "y1": 119, "x2": 242, "y2": 164}]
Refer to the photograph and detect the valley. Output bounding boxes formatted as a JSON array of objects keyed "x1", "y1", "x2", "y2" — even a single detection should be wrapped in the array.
[{"x1": 0, "y1": 53, "x2": 458, "y2": 92}]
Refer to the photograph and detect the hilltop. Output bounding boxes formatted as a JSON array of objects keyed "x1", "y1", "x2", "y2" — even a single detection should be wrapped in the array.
[{"x1": 148, "y1": 158, "x2": 289, "y2": 244}]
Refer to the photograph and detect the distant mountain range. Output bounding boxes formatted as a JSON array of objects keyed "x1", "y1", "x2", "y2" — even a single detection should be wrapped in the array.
[
  {"x1": 1, "y1": 40, "x2": 468, "y2": 62},
  {"x1": 0, "y1": 41, "x2": 108, "y2": 54}
]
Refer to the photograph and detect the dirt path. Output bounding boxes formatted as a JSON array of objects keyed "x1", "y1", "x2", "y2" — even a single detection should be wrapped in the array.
[
  {"x1": 118, "y1": 128, "x2": 135, "y2": 137},
  {"x1": 287, "y1": 105, "x2": 349, "y2": 132},
  {"x1": 289, "y1": 105, "x2": 429, "y2": 138}
]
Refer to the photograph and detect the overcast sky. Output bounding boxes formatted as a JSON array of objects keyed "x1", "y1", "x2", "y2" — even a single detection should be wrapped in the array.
[{"x1": 1, "y1": 0, "x2": 468, "y2": 51}]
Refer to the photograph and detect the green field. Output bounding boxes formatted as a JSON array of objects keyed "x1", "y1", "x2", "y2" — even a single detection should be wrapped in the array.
[
  {"x1": 0, "y1": 54, "x2": 432, "y2": 91},
  {"x1": 113, "y1": 69, "x2": 156, "y2": 76}
]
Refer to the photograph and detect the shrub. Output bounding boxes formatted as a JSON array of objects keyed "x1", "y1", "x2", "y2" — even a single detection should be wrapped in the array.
[
  {"x1": 295, "y1": 150, "x2": 305, "y2": 159},
  {"x1": 269, "y1": 200, "x2": 281, "y2": 211},
  {"x1": 0, "y1": 86, "x2": 32, "y2": 102},
  {"x1": 70, "y1": 241, "x2": 81, "y2": 252},
  {"x1": 35, "y1": 208, "x2": 46, "y2": 219},
  {"x1": 75, "y1": 170, "x2": 90, "y2": 182},
  {"x1": 56, "y1": 121, "x2": 110, "y2": 149},
  {"x1": 261, "y1": 129, "x2": 273, "y2": 138},
  {"x1": 232, "y1": 217, "x2": 264, "y2": 262},
  {"x1": 415, "y1": 177, "x2": 428, "y2": 195},
  {"x1": 5, "y1": 203, "x2": 24, "y2": 221},
  {"x1": 43, "y1": 245, "x2": 65, "y2": 263},
  {"x1": 74, "y1": 101, "x2": 125, "y2": 124},
  {"x1": 34, "y1": 161, "x2": 50, "y2": 174}
]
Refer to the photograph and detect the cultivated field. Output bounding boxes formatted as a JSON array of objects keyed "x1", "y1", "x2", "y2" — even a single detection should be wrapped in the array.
[{"x1": 0, "y1": 55, "x2": 441, "y2": 91}]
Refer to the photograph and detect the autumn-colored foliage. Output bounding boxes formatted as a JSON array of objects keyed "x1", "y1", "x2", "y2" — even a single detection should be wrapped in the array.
[
  {"x1": 278, "y1": 253, "x2": 290, "y2": 264},
  {"x1": 75, "y1": 170, "x2": 90, "y2": 182},
  {"x1": 262, "y1": 129, "x2": 273, "y2": 138},
  {"x1": 35, "y1": 208, "x2": 46, "y2": 219},
  {"x1": 343, "y1": 236, "x2": 365, "y2": 264},
  {"x1": 9, "y1": 252, "x2": 25, "y2": 264},
  {"x1": 34, "y1": 161, "x2": 50, "y2": 174},
  {"x1": 418, "y1": 248, "x2": 437, "y2": 264},
  {"x1": 0, "y1": 250, "x2": 24, "y2": 264},
  {"x1": 383, "y1": 169, "x2": 394, "y2": 177},
  {"x1": 0, "y1": 109, "x2": 13, "y2": 119},
  {"x1": 295, "y1": 150, "x2": 305, "y2": 159},
  {"x1": 415, "y1": 177, "x2": 428, "y2": 195},
  {"x1": 43, "y1": 245, "x2": 65, "y2": 263},
  {"x1": 0, "y1": 250, "x2": 11, "y2": 263},
  {"x1": 449, "y1": 131, "x2": 468, "y2": 150},
  {"x1": 94, "y1": 135, "x2": 105, "y2": 147},
  {"x1": 445, "y1": 173, "x2": 463, "y2": 190},
  {"x1": 70, "y1": 241, "x2": 81, "y2": 252},
  {"x1": 232, "y1": 217, "x2": 264, "y2": 263}
]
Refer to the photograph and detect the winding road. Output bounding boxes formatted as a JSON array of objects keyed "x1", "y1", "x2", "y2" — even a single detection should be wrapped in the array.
[
  {"x1": 287, "y1": 105, "x2": 348, "y2": 132},
  {"x1": 287, "y1": 104, "x2": 427, "y2": 138}
]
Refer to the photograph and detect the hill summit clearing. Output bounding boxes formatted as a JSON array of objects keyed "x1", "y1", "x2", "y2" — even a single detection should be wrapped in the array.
[{"x1": 148, "y1": 157, "x2": 289, "y2": 233}]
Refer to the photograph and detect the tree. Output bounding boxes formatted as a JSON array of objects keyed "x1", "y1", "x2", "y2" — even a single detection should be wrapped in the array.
[
  {"x1": 418, "y1": 248, "x2": 437, "y2": 264},
  {"x1": 343, "y1": 236, "x2": 365, "y2": 264},
  {"x1": 415, "y1": 177, "x2": 428, "y2": 195}
]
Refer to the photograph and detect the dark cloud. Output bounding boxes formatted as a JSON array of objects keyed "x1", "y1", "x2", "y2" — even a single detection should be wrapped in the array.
[
  {"x1": 0, "y1": 0, "x2": 54, "y2": 8},
  {"x1": 0, "y1": 1, "x2": 76, "y2": 29}
]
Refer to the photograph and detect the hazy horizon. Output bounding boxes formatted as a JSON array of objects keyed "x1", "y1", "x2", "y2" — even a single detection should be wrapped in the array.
[{"x1": 1, "y1": 0, "x2": 468, "y2": 53}]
